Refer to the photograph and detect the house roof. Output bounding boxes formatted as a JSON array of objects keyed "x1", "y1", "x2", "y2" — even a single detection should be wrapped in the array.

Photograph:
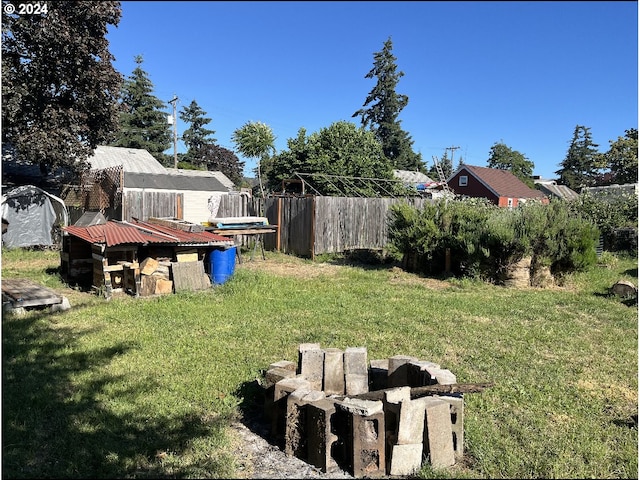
[
  {"x1": 393, "y1": 169, "x2": 435, "y2": 184},
  {"x1": 64, "y1": 220, "x2": 234, "y2": 247},
  {"x1": 535, "y1": 183, "x2": 579, "y2": 201},
  {"x1": 166, "y1": 168, "x2": 235, "y2": 190},
  {"x1": 124, "y1": 172, "x2": 228, "y2": 192},
  {"x1": 455, "y1": 165, "x2": 546, "y2": 199},
  {"x1": 87, "y1": 146, "x2": 167, "y2": 174}
]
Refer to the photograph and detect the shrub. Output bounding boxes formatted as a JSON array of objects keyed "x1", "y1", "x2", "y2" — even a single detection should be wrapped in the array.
[{"x1": 387, "y1": 197, "x2": 599, "y2": 282}]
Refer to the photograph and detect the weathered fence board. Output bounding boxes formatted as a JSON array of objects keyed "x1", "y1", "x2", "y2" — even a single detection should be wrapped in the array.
[
  {"x1": 123, "y1": 191, "x2": 182, "y2": 222},
  {"x1": 259, "y1": 196, "x2": 431, "y2": 258}
]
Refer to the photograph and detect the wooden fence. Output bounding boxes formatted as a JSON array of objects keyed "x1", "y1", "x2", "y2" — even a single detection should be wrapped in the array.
[
  {"x1": 262, "y1": 196, "x2": 432, "y2": 258},
  {"x1": 70, "y1": 188, "x2": 431, "y2": 258}
]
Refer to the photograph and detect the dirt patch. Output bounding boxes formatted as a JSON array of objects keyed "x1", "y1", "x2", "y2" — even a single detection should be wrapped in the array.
[
  {"x1": 238, "y1": 257, "x2": 452, "y2": 291},
  {"x1": 237, "y1": 256, "x2": 345, "y2": 279}
]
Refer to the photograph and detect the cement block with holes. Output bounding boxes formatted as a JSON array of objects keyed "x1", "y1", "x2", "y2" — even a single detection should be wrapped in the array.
[
  {"x1": 269, "y1": 359, "x2": 297, "y2": 372},
  {"x1": 271, "y1": 377, "x2": 312, "y2": 442},
  {"x1": 407, "y1": 360, "x2": 442, "y2": 386},
  {"x1": 306, "y1": 397, "x2": 339, "y2": 473},
  {"x1": 369, "y1": 359, "x2": 388, "y2": 391},
  {"x1": 285, "y1": 389, "x2": 326, "y2": 459},
  {"x1": 345, "y1": 374, "x2": 369, "y2": 396},
  {"x1": 335, "y1": 399, "x2": 385, "y2": 478},
  {"x1": 344, "y1": 347, "x2": 368, "y2": 376},
  {"x1": 387, "y1": 355, "x2": 416, "y2": 387},
  {"x1": 434, "y1": 395, "x2": 464, "y2": 460},
  {"x1": 265, "y1": 366, "x2": 296, "y2": 388},
  {"x1": 423, "y1": 397, "x2": 455, "y2": 468},
  {"x1": 388, "y1": 443, "x2": 424, "y2": 476},
  {"x1": 323, "y1": 348, "x2": 345, "y2": 395},
  {"x1": 298, "y1": 343, "x2": 324, "y2": 390}
]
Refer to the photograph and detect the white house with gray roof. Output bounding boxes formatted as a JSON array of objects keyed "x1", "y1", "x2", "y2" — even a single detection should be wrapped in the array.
[{"x1": 79, "y1": 146, "x2": 236, "y2": 224}]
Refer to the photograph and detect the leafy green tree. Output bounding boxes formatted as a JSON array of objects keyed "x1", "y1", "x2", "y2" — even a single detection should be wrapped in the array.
[
  {"x1": 266, "y1": 121, "x2": 396, "y2": 196},
  {"x1": 111, "y1": 55, "x2": 172, "y2": 165},
  {"x1": 193, "y1": 144, "x2": 244, "y2": 186},
  {"x1": 555, "y1": 125, "x2": 603, "y2": 191},
  {"x1": 603, "y1": 128, "x2": 638, "y2": 185},
  {"x1": 179, "y1": 100, "x2": 216, "y2": 167},
  {"x1": 353, "y1": 37, "x2": 423, "y2": 172},
  {"x1": 487, "y1": 141, "x2": 535, "y2": 187},
  {"x1": 231, "y1": 121, "x2": 276, "y2": 198},
  {"x1": 2, "y1": 1, "x2": 122, "y2": 175}
]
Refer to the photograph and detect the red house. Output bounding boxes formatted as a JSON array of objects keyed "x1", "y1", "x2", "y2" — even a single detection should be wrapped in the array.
[{"x1": 448, "y1": 164, "x2": 549, "y2": 208}]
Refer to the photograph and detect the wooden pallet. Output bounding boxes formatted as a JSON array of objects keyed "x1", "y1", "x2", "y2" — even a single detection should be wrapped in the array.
[{"x1": 2, "y1": 278, "x2": 63, "y2": 308}]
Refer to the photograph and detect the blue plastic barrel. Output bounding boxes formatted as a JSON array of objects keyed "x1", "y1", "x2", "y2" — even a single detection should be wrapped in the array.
[{"x1": 210, "y1": 246, "x2": 237, "y2": 284}]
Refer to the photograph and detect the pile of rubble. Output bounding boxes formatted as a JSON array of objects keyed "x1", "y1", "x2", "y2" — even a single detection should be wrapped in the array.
[{"x1": 262, "y1": 343, "x2": 481, "y2": 478}]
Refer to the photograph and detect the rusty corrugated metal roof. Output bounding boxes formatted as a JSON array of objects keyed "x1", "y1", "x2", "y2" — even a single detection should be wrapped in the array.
[
  {"x1": 132, "y1": 219, "x2": 233, "y2": 244},
  {"x1": 63, "y1": 220, "x2": 234, "y2": 247}
]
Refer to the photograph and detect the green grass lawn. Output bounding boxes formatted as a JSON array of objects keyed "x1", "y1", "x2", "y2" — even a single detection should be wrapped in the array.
[{"x1": 2, "y1": 248, "x2": 637, "y2": 478}]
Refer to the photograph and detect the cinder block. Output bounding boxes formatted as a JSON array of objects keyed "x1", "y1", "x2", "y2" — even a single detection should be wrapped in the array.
[
  {"x1": 272, "y1": 377, "x2": 311, "y2": 442},
  {"x1": 435, "y1": 395, "x2": 464, "y2": 460},
  {"x1": 344, "y1": 347, "x2": 368, "y2": 376},
  {"x1": 298, "y1": 343, "x2": 324, "y2": 390},
  {"x1": 388, "y1": 443, "x2": 423, "y2": 476},
  {"x1": 274, "y1": 377, "x2": 311, "y2": 401},
  {"x1": 423, "y1": 397, "x2": 455, "y2": 468},
  {"x1": 265, "y1": 366, "x2": 296, "y2": 388},
  {"x1": 269, "y1": 359, "x2": 297, "y2": 372},
  {"x1": 369, "y1": 359, "x2": 388, "y2": 391},
  {"x1": 382, "y1": 386, "x2": 411, "y2": 441},
  {"x1": 396, "y1": 398, "x2": 427, "y2": 445},
  {"x1": 285, "y1": 389, "x2": 325, "y2": 459},
  {"x1": 335, "y1": 400, "x2": 385, "y2": 478},
  {"x1": 345, "y1": 374, "x2": 369, "y2": 396},
  {"x1": 388, "y1": 355, "x2": 416, "y2": 387},
  {"x1": 432, "y1": 368, "x2": 457, "y2": 385},
  {"x1": 323, "y1": 348, "x2": 345, "y2": 395},
  {"x1": 306, "y1": 398, "x2": 339, "y2": 473},
  {"x1": 407, "y1": 360, "x2": 441, "y2": 386}
]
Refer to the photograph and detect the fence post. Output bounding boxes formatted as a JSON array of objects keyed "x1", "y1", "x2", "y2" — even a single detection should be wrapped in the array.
[
  {"x1": 310, "y1": 196, "x2": 316, "y2": 260},
  {"x1": 277, "y1": 197, "x2": 282, "y2": 252}
]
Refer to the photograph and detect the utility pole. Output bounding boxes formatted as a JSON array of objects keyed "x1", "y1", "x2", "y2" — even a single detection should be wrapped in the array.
[
  {"x1": 168, "y1": 95, "x2": 178, "y2": 168},
  {"x1": 445, "y1": 145, "x2": 460, "y2": 169}
]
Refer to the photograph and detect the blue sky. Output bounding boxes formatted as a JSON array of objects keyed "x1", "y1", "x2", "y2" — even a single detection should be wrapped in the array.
[{"x1": 107, "y1": 1, "x2": 638, "y2": 180}]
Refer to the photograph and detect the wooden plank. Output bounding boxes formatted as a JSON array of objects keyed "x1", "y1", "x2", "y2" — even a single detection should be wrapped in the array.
[
  {"x1": 148, "y1": 217, "x2": 204, "y2": 232},
  {"x1": 2, "y1": 279, "x2": 63, "y2": 308}
]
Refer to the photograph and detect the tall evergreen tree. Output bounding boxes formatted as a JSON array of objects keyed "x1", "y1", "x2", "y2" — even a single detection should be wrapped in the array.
[
  {"x1": 353, "y1": 37, "x2": 423, "y2": 172},
  {"x1": 111, "y1": 55, "x2": 172, "y2": 165},
  {"x1": 487, "y1": 141, "x2": 535, "y2": 187},
  {"x1": 2, "y1": 1, "x2": 122, "y2": 175},
  {"x1": 555, "y1": 125, "x2": 603, "y2": 191},
  {"x1": 179, "y1": 100, "x2": 216, "y2": 167}
]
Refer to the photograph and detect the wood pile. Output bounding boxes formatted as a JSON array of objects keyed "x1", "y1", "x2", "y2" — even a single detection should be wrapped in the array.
[{"x1": 139, "y1": 257, "x2": 173, "y2": 296}]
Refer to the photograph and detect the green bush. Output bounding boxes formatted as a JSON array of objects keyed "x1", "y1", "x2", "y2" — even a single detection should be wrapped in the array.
[
  {"x1": 388, "y1": 198, "x2": 599, "y2": 282},
  {"x1": 569, "y1": 190, "x2": 638, "y2": 253}
]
